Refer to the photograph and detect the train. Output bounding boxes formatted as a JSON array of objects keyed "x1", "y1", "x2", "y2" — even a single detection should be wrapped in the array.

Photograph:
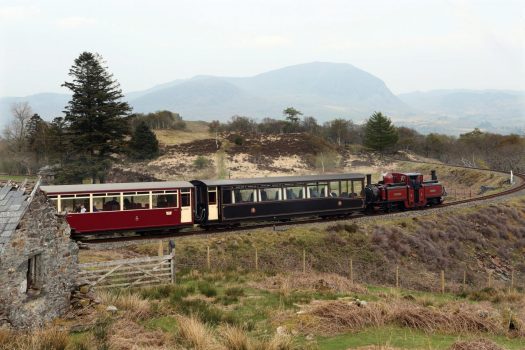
[{"x1": 40, "y1": 171, "x2": 446, "y2": 235}]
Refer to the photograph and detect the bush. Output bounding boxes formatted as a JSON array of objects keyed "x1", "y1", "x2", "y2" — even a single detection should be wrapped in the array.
[
  {"x1": 198, "y1": 281, "x2": 218, "y2": 297},
  {"x1": 233, "y1": 135, "x2": 244, "y2": 146},
  {"x1": 193, "y1": 156, "x2": 211, "y2": 169}
]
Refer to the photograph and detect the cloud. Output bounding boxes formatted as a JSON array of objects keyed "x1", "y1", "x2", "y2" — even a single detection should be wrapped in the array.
[
  {"x1": 0, "y1": 5, "x2": 40, "y2": 21},
  {"x1": 252, "y1": 35, "x2": 290, "y2": 48},
  {"x1": 56, "y1": 16, "x2": 97, "y2": 29}
]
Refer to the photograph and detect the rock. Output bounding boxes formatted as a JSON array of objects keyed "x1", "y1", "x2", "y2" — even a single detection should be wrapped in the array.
[
  {"x1": 478, "y1": 310, "x2": 489, "y2": 318},
  {"x1": 106, "y1": 305, "x2": 118, "y2": 314},
  {"x1": 276, "y1": 326, "x2": 287, "y2": 336},
  {"x1": 79, "y1": 285, "x2": 90, "y2": 294},
  {"x1": 306, "y1": 334, "x2": 315, "y2": 341},
  {"x1": 356, "y1": 300, "x2": 368, "y2": 307},
  {"x1": 79, "y1": 299, "x2": 90, "y2": 308}
]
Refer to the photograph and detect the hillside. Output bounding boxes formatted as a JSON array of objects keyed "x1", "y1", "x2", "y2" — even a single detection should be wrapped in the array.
[{"x1": 2, "y1": 63, "x2": 524, "y2": 134}]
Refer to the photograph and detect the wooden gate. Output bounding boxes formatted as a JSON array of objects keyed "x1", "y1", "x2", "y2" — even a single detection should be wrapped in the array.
[{"x1": 79, "y1": 253, "x2": 175, "y2": 289}]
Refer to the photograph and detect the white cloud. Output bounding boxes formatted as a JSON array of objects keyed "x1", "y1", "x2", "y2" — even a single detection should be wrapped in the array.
[
  {"x1": 56, "y1": 16, "x2": 97, "y2": 29},
  {"x1": 0, "y1": 5, "x2": 40, "y2": 21}
]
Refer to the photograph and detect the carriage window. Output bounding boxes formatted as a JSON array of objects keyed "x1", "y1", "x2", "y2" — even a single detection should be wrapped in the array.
[
  {"x1": 307, "y1": 184, "x2": 319, "y2": 198},
  {"x1": 233, "y1": 188, "x2": 256, "y2": 203},
  {"x1": 340, "y1": 181, "x2": 350, "y2": 197},
  {"x1": 260, "y1": 187, "x2": 281, "y2": 201},
  {"x1": 222, "y1": 189, "x2": 232, "y2": 204},
  {"x1": 318, "y1": 183, "x2": 328, "y2": 197},
  {"x1": 123, "y1": 193, "x2": 151, "y2": 210},
  {"x1": 352, "y1": 181, "x2": 363, "y2": 197},
  {"x1": 153, "y1": 193, "x2": 178, "y2": 208},
  {"x1": 95, "y1": 195, "x2": 120, "y2": 211},
  {"x1": 285, "y1": 186, "x2": 304, "y2": 200},
  {"x1": 208, "y1": 191, "x2": 217, "y2": 205},
  {"x1": 181, "y1": 193, "x2": 191, "y2": 207},
  {"x1": 61, "y1": 197, "x2": 90, "y2": 213},
  {"x1": 329, "y1": 181, "x2": 340, "y2": 197}
]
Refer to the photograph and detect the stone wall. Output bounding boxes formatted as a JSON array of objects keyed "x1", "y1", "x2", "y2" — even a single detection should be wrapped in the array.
[{"x1": 0, "y1": 192, "x2": 78, "y2": 329}]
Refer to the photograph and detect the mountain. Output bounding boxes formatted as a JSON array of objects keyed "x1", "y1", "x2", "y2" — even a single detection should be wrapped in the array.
[
  {"x1": 1, "y1": 63, "x2": 524, "y2": 135},
  {"x1": 130, "y1": 62, "x2": 410, "y2": 120},
  {"x1": 397, "y1": 90, "x2": 525, "y2": 134}
]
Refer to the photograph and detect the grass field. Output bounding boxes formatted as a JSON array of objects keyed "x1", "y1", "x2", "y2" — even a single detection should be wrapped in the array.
[{"x1": 154, "y1": 121, "x2": 211, "y2": 145}]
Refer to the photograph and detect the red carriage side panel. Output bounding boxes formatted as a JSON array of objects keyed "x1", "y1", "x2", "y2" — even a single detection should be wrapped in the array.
[{"x1": 66, "y1": 208, "x2": 183, "y2": 233}]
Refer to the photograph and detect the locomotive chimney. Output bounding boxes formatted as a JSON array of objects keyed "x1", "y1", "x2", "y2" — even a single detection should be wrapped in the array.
[
  {"x1": 431, "y1": 170, "x2": 437, "y2": 181},
  {"x1": 366, "y1": 174, "x2": 372, "y2": 186}
]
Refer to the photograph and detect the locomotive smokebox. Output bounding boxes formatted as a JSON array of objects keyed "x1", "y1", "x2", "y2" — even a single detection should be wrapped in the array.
[
  {"x1": 431, "y1": 170, "x2": 437, "y2": 181},
  {"x1": 366, "y1": 174, "x2": 372, "y2": 186}
]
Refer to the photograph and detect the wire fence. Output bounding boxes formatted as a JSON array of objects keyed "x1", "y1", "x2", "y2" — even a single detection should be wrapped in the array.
[{"x1": 172, "y1": 244, "x2": 524, "y2": 294}]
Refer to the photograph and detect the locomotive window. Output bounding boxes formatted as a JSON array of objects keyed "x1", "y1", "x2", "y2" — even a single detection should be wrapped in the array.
[
  {"x1": 181, "y1": 193, "x2": 191, "y2": 207},
  {"x1": 234, "y1": 188, "x2": 256, "y2": 203},
  {"x1": 285, "y1": 186, "x2": 304, "y2": 200},
  {"x1": 208, "y1": 191, "x2": 217, "y2": 205},
  {"x1": 123, "y1": 193, "x2": 151, "y2": 210},
  {"x1": 260, "y1": 187, "x2": 281, "y2": 201},
  {"x1": 153, "y1": 193, "x2": 178, "y2": 208}
]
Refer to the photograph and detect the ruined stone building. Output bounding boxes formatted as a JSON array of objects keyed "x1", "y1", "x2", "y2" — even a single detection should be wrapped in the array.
[{"x1": 0, "y1": 180, "x2": 78, "y2": 329}]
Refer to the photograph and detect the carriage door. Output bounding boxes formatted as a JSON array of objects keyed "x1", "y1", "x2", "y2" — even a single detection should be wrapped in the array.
[
  {"x1": 180, "y1": 189, "x2": 192, "y2": 223},
  {"x1": 207, "y1": 187, "x2": 218, "y2": 221}
]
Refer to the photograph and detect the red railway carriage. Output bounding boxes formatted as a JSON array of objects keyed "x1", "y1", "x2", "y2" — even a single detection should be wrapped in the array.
[
  {"x1": 40, "y1": 181, "x2": 194, "y2": 234},
  {"x1": 365, "y1": 171, "x2": 445, "y2": 211}
]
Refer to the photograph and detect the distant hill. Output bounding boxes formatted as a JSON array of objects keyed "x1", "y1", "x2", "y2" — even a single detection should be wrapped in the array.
[
  {"x1": 397, "y1": 90, "x2": 525, "y2": 134},
  {"x1": 130, "y1": 62, "x2": 410, "y2": 120},
  {"x1": 1, "y1": 63, "x2": 524, "y2": 135}
]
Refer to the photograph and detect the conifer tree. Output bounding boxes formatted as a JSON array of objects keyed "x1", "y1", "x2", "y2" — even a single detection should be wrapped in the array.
[
  {"x1": 363, "y1": 112, "x2": 398, "y2": 154},
  {"x1": 62, "y1": 52, "x2": 131, "y2": 182},
  {"x1": 128, "y1": 121, "x2": 159, "y2": 160}
]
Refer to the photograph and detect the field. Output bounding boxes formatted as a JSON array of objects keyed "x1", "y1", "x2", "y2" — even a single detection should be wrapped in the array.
[{"x1": 41, "y1": 195, "x2": 525, "y2": 350}]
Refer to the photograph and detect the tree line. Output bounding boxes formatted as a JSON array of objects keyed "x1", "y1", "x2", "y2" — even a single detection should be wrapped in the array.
[{"x1": 209, "y1": 109, "x2": 525, "y2": 173}]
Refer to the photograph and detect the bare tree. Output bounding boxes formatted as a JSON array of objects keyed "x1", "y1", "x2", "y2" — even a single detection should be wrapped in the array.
[
  {"x1": 2, "y1": 102, "x2": 34, "y2": 174},
  {"x1": 3, "y1": 102, "x2": 33, "y2": 152}
]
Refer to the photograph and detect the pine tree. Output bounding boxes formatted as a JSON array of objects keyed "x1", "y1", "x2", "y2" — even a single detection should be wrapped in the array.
[
  {"x1": 128, "y1": 121, "x2": 159, "y2": 160},
  {"x1": 364, "y1": 112, "x2": 399, "y2": 154},
  {"x1": 283, "y1": 107, "x2": 302, "y2": 124},
  {"x1": 62, "y1": 52, "x2": 131, "y2": 182},
  {"x1": 25, "y1": 113, "x2": 49, "y2": 163}
]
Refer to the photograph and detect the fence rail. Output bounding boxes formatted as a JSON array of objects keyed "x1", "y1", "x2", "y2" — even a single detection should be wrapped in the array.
[{"x1": 79, "y1": 253, "x2": 175, "y2": 289}]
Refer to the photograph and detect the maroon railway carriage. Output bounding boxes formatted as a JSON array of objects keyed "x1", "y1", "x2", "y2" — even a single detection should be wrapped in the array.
[
  {"x1": 364, "y1": 171, "x2": 445, "y2": 212},
  {"x1": 40, "y1": 181, "x2": 194, "y2": 234}
]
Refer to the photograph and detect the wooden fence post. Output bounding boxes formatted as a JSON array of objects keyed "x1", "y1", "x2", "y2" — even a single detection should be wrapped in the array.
[
  {"x1": 207, "y1": 246, "x2": 211, "y2": 270},
  {"x1": 158, "y1": 241, "x2": 163, "y2": 257},
  {"x1": 440, "y1": 270, "x2": 445, "y2": 294},
  {"x1": 349, "y1": 259, "x2": 354, "y2": 284},
  {"x1": 170, "y1": 251, "x2": 176, "y2": 284},
  {"x1": 395, "y1": 265, "x2": 399, "y2": 288},
  {"x1": 255, "y1": 248, "x2": 258, "y2": 271}
]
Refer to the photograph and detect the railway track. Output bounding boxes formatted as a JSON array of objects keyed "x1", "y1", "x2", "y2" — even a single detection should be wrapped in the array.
[{"x1": 75, "y1": 165, "x2": 525, "y2": 245}]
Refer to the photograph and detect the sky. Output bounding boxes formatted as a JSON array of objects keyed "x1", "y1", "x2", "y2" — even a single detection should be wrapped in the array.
[{"x1": 0, "y1": 0, "x2": 524, "y2": 97}]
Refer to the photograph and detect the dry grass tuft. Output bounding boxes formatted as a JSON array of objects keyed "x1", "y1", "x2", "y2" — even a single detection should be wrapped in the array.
[
  {"x1": 264, "y1": 333, "x2": 293, "y2": 350},
  {"x1": 390, "y1": 302, "x2": 502, "y2": 334},
  {"x1": 96, "y1": 290, "x2": 151, "y2": 319},
  {"x1": 108, "y1": 318, "x2": 169, "y2": 350},
  {"x1": 219, "y1": 324, "x2": 250, "y2": 350},
  {"x1": 297, "y1": 300, "x2": 507, "y2": 336},
  {"x1": 253, "y1": 272, "x2": 366, "y2": 294},
  {"x1": 447, "y1": 338, "x2": 505, "y2": 350},
  {"x1": 0, "y1": 327, "x2": 69, "y2": 350},
  {"x1": 176, "y1": 315, "x2": 224, "y2": 350},
  {"x1": 299, "y1": 300, "x2": 384, "y2": 335}
]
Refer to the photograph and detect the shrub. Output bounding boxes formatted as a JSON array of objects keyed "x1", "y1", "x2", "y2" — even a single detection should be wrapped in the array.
[
  {"x1": 233, "y1": 135, "x2": 244, "y2": 145},
  {"x1": 198, "y1": 281, "x2": 218, "y2": 297},
  {"x1": 194, "y1": 156, "x2": 211, "y2": 169}
]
